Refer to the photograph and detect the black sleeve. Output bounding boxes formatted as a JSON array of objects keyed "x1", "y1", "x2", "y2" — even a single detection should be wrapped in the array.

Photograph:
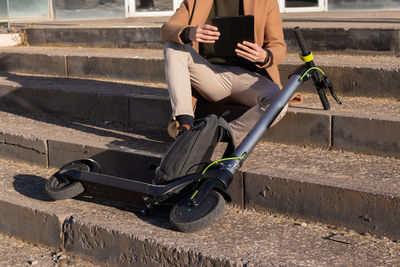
[{"x1": 179, "y1": 27, "x2": 192, "y2": 44}]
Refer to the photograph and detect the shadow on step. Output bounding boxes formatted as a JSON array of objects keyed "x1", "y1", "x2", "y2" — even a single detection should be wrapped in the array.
[
  {"x1": 13, "y1": 174, "x2": 51, "y2": 201},
  {"x1": 12, "y1": 173, "x2": 173, "y2": 230}
]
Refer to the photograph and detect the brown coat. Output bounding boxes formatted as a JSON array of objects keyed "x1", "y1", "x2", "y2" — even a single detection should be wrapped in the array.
[{"x1": 161, "y1": 0, "x2": 286, "y2": 86}]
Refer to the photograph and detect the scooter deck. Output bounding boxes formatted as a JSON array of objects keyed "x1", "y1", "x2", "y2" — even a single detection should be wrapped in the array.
[{"x1": 64, "y1": 169, "x2": 201, "y2": 197}]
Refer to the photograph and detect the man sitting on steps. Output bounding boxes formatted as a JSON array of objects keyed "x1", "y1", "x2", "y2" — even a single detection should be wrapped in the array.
[{"x1": 161, "y1": 0, "x2": 298, "y2": 144}]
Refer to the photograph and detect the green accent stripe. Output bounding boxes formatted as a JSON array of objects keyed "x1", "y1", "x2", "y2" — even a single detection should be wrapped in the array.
[
  {"x1": 202, "y1": 153, "x2": 247, "y2": 175},
  {"x1": 190, "y1": 190, "x2": 199, "y2": 200},
  {"x1": 299, "y1": 67, "x2": 326, "y2": 81}
]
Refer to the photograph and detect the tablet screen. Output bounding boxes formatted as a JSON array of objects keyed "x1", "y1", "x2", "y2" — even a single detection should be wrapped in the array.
[{"x1": 212, "y1": 15, "x2": 255, "y2": 58}]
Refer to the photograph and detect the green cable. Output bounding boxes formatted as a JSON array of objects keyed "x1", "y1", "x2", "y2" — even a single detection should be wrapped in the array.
[
  {"x1": 299, "y1": 67, "x2": 326, "y2": 81},
  {"x1": 189, "y1": 153, "x2": 247, "y2": 201},
  {"x1": 201, "y1": 153, "x2": 247, "y2": 175},
  {"x1": 190, "y1": 190, "x2": 199, "y2": 200}
]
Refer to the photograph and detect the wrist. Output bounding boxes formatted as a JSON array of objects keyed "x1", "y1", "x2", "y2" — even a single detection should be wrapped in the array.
[
  {"x1": 260, "y1": 50, "x2": 269, "y2": 64},
  {"x1": 256, "y1": 49, "x2": 272, "y2": 67}
]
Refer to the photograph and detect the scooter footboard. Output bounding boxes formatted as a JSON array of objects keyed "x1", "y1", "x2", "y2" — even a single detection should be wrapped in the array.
[{"x1": 63, "y1": 169, "x2": 201, "y2": 197}]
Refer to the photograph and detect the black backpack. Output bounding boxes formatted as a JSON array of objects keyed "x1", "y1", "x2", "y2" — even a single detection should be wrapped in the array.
[{"x1": 153, "y1": 115, "x2": 235, "y2": 184}]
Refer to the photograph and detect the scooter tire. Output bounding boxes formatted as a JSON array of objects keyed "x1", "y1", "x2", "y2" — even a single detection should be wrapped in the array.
[
  {"x1": 170, "y1": 190, "x2": 225, "y2": 233},
  {"x1": 45, "y1": 159, "x2": 101, "y2": 200}
]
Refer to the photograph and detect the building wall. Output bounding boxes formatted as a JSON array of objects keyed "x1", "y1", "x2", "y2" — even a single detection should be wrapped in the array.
[
  {"x1": 54, "y1": 0, "x2": 125, "y2": 20},
  {"x1": 8, "y1": 0, "x2": 49, "y2": 19},
  {"x1": 329, "y1": 0, "x2": 400, "y2": 10},
  {"x1": 1, "y1": 0, "x2": 399, "y2": 20},
  {"x1": 0, "y1": 0, "x2": 9, "y2": 18}
]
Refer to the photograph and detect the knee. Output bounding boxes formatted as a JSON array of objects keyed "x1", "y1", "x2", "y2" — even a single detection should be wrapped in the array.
[
  {"x1": 164, "y1": 41, "x2": 182, "y2": 50},
  {"x1": 270, "y1": 83, "x2": 281, "y2": 98},
  {"x1": 163, "y1": 42, "x2": 185, "y2": 59}
]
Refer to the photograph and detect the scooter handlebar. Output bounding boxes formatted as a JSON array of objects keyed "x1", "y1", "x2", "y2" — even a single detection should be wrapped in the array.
[
  {"x1": 293, "y1": 26, "x2": 310, "y2": 56},
  {"x1": 294, "y1": 26, "x2": 331, "y2": 110}
]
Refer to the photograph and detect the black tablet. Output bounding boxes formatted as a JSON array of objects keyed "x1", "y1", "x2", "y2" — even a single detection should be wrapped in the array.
[{"x1": 212, "y1": 15, "x2": 255, "y2": 58}]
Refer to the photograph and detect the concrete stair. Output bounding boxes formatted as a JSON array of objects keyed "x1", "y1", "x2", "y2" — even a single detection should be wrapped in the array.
[
  {"x1": 1, "y1": 46, "x2": 399, "y2": 98},
  {"x1": 0, "y1": 72, "x2": 398, "y2": 158},
  {"x1": 0, "y1": 109, "x2": 399, "y2": 239},
  {"x1": 0, "y1": 46, "x2": 398, "y2": 158},
  {"x1": 0, "y1": 158, "x2": 399, "y2": 266},
  {"x1": 20, "y1": 21, "x2": 400, "y2": 55},
  {"x1": 0, "y1": 14, "x2": 399, "y2": 265}
]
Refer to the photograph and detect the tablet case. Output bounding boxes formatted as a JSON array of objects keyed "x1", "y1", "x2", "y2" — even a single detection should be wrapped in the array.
[{"x1": 212, "y1": 15, "x2": 255, "y2": 58}]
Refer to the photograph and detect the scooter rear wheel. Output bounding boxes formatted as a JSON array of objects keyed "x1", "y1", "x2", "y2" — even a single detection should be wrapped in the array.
[
  {"x1": 45, "y1": 159, "x2": 102, "y2": 200},
  {"x1": 170, "y1": 190, "x2": 225, "y2": 233}
]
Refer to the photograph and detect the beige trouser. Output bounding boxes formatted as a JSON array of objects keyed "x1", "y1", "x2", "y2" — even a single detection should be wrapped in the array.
[{"x1": 164, "y1": 42, "x2": 287, "y2": 144}]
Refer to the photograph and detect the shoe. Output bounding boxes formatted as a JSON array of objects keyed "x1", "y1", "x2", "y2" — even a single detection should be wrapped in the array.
[
  {"x1": 177, "y1": 124, "x2": 191, "y2": 137},
  {"x1": 167, "y1": 117, "x2": 179, "y2": 139},
  {"x1": 167, "y1": 118, "x2": 191, "y2": 139}
]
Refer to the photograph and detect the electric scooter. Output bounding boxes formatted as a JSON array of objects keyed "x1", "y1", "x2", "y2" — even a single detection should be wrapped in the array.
[{"x1": 45, "y1": 27, "x2": 341, "y2": 232}]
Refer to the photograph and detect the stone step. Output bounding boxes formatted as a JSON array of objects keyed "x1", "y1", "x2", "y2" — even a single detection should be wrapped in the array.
[
  {"x1": 0, "y1": 110, "x2": 399, "y2": 240},
  {"x1": 23, "y1": 23, "x2": 400, "y2": 55},
  {"x1": 1, "y1": 46, "x2": 399, "y2": 99},
  {"x1": 0, "y1": 73, "x2": 398, "y2": 158},
  {"x1": 1, "y1": 159, "x2": 399, "y2": 266},
  {"x1": 0, "y1": 73, "x2": 171, "y2": 129}
]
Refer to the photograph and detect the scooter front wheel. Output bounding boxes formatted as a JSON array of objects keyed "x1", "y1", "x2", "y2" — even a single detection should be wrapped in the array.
[
  {"x1": 170, "y1": 190, "x2": 225, "y2": 233},
  {"x1": 45, "y1": 159, "x2": 102, "y2": 200}
]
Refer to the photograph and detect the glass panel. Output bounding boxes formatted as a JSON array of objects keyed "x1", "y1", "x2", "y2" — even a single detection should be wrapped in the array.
[
  {"x1": 8, "y1": 0, "x2": 49, "y2": 18},
  {"x1": 0, "y1": 0, "x2": 8, "y2": 18},
  {"x1": 285, "y1": 0, "x2": 318, "y2": 8},
  {"x1": 328, "y1": 0, "x2": 385, "y2": 10},
  {"x1": 54, "y1": 0, "x2": 125, "y2": 20},
  {"x1": 388, "y1": 0, "x2": 400, "y2": 9},
  {"x1": 136, "y1": 0, "x2": 173, "y2": 12}
]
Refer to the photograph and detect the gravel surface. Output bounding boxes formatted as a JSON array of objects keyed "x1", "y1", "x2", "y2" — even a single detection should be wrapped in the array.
[
  {"x1": 284, "y1": 53, "x2": 400, "y2": 69},
  {"x1": 293, "y1": 92, "x2": 400, "y2": 118},
  {"x1": 0, "y1": 73, "x2": 169, "y2": 97},
  {"x1": 0, "y1": 46, "x2": 164, "y2": 59},
  {"x1": 282, "y1": 10, "x2": 400, "y2": 29},
  {"x1": 0, "y1": 232, "x2": 99, "y2": 267}
]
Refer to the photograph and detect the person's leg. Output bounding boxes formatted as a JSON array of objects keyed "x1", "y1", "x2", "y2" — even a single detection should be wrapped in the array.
[
  {"x1": 226, "y1": 67, "x2": 288, "y2": 144},
  {"x1": 164, "y1": 43, "x2": 287, "y2": 142},
  {"x1": 164, "y1": 42, "x2": 234, "y2": 137}
]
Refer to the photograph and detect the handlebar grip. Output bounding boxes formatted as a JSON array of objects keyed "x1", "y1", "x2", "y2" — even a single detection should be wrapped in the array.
[{"x1": 293, "y1": 26, "x2": 310, "y2": 56}]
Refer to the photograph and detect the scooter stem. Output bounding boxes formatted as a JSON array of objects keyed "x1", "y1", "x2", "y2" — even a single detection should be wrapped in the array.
[{"x1": 223, "y1": 66, "x2": 306, "y2": 175}]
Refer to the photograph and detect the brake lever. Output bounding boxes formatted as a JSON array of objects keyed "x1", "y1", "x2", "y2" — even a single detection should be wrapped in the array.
[{"x1": 323, "y1": 75, "x2": 342, "y2": 105}]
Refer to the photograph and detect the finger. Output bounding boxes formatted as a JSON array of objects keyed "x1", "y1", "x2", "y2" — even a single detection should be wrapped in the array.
[
  {"x1": 237, "y1": 43, "x2": 258, "y2": 57},
  {"x1": 236, "y1": 52, "x2": 254, "y2": 62},
  {"x1": 242, "y1": 41, "x2": 259, "y2": 50},
  {"x1": 235, "y1": 49, "x2": 257, "y2": 62},
  {"x1": 197, "y1": 24, "x2": 219, "y2": 36},
  {"x1": 199, "y1": 29, "x2": 220, "y2": 37},
  {"x1": 202, "y1": 24, "x2": 219, "y2": 32},
  {"x1": 198, "y1": 39, "x2": 216, "y2": 43},
  {"x1": 197, "y1": 34, "x2": 218, "y2": 43},
  {"x1": 197, "y1": 33, "x2": 219, "y2": 41}
]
